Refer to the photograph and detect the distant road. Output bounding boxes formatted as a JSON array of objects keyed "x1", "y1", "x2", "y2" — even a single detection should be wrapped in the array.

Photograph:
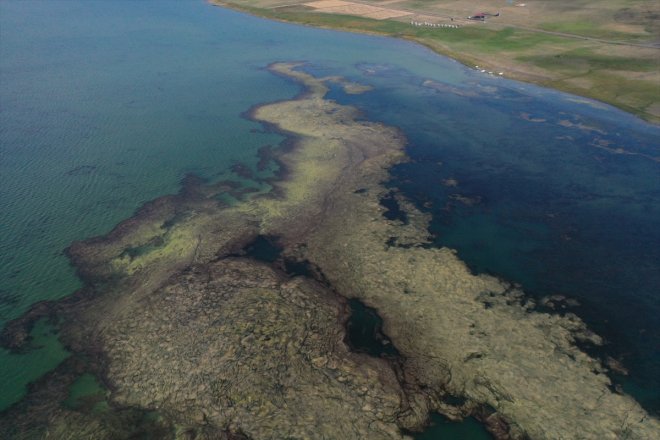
[{"x1": 497, "y1": 23, "x2": 660, "y2": 49}]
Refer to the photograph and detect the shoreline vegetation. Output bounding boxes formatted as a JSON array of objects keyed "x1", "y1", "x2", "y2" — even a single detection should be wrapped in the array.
[
  {"x1": 2, "y1": 63, "x2": 659, "y2": 439},
  {"x1": 210, "y1": 0, "x2": 660, "y2": 124}
]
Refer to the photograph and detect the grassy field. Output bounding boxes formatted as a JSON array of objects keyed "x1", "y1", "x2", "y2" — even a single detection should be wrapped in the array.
[{"x1": 213, "y1": 0, "x2": 660, "y2": 123}]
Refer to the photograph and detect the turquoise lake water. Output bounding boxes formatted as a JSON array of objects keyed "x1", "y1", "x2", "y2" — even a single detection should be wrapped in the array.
[{"x1": 1, "y1": 0, "x2": 658, "y2": 433}]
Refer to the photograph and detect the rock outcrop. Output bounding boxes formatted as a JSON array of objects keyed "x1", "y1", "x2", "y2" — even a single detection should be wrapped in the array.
[{"x1": 2, "y1": 62, "x2": 658, "y2": 440}]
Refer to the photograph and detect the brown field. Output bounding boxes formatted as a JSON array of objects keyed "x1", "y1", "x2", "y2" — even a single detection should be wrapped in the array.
[{"x1": 304, "y1": 1, "x2": 412, "y2": 20}]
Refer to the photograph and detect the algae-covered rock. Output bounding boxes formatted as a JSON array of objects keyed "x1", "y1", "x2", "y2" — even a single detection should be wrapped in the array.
[
  {"x1": 100, "y1": 258, "x2": 410, "y2": 439},
  {"x1": 250, "y1": 63, "x2": 660, "y2": 439},
  {"x1": 2, "y1": 62, "x2": 659, "y2": 440}
]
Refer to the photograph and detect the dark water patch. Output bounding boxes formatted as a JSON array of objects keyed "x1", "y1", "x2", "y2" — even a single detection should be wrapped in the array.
[
  {"x1": 0, "y1": 317, "x2": 70, "y2": 410},
  {"x1": 279, "y1": 256, "x2": 337, "y2": 290},
  {"x1": 238, "y1": 235, "x2": 283, "y2": 263},
  {"x1": 179, "y1": 173, "x2": 211, "y2": 199},
  {"x1": 231, "y1": 162, "x2": 254, "y2": 180},
  {"x1": 472, "y1": 404, "x2": 518, "y2": 440},
  {"x1": 413, "y1": 413, "x2": 493, "y2": 440},
  {"x1": 380, "y1": 191, "x2": 409, "y2": 224},
  {"x1": 318, "y1": 72, "x2": 365, "y2": 102},
  {"x1": 120, "y1": 236, "x2": 165, "y2": 261},
  {"x1": 283, "y1": 259, "x2": 313, "y2": 278},
  {"x1": 256, "y1": 144, "x2": 276, "y2": 172},
  {"x1": 344, "y1": 299, "x2": 399, "y2": 358},
  {"x1": 213, "y1": 184, "x2": 262, "y2": 205},
  {"x1": 385, "y1": 236, "x2": 418, "y2": 250},
  {"x1": 442, "y1": 394, "x2": 468, "y2": 407},
  {"x1": 63, "y1": 373, "x2": 106, "y2": 410},
  {"x1": 161, "y1": 211, "x2": 189, "y2": 231}
]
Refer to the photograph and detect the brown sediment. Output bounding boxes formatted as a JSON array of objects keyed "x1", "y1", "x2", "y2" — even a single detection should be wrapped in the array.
[{"x1": 2, "y1": 62, "x2": 659, "y2": 440}]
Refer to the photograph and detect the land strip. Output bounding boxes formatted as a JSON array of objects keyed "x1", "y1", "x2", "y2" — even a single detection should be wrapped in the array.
[{"x1": 323, "y1": 0, "x2": 660, "y2": 48}]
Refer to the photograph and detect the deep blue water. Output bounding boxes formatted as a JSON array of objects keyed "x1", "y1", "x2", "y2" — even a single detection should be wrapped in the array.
[
  {"x1": 1, "y1": 0, "x2": 658, "y2": 430},
  {"x1": 324, "y1": 63, "x2": 660, "y2": 413}
]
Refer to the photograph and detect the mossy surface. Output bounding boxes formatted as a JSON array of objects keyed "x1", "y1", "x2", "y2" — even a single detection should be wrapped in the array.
[{"x1": 2, "y1": 64, "x2": 658, "y2": 440}]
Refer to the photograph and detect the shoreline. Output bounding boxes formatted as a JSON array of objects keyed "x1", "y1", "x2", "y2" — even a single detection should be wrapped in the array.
[{"x1": 210, "y1": 0, "x2": 660, "y2": 125}]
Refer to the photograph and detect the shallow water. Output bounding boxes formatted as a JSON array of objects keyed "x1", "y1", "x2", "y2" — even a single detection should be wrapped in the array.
[
  {"x1": 1, "y1": 0, "x2": 658, "y2": 428},
  {"x1": 414, "y1": 414, "x2": 492, "y2": 440}
]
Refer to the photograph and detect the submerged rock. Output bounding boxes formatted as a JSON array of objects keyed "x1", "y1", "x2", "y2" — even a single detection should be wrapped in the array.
[
  {"x1": 100, "y1": 258, "x2": 410, "y2": 439},
  {"x1": 2, "y1": 62, "x2": 659, "y2": 440}
]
